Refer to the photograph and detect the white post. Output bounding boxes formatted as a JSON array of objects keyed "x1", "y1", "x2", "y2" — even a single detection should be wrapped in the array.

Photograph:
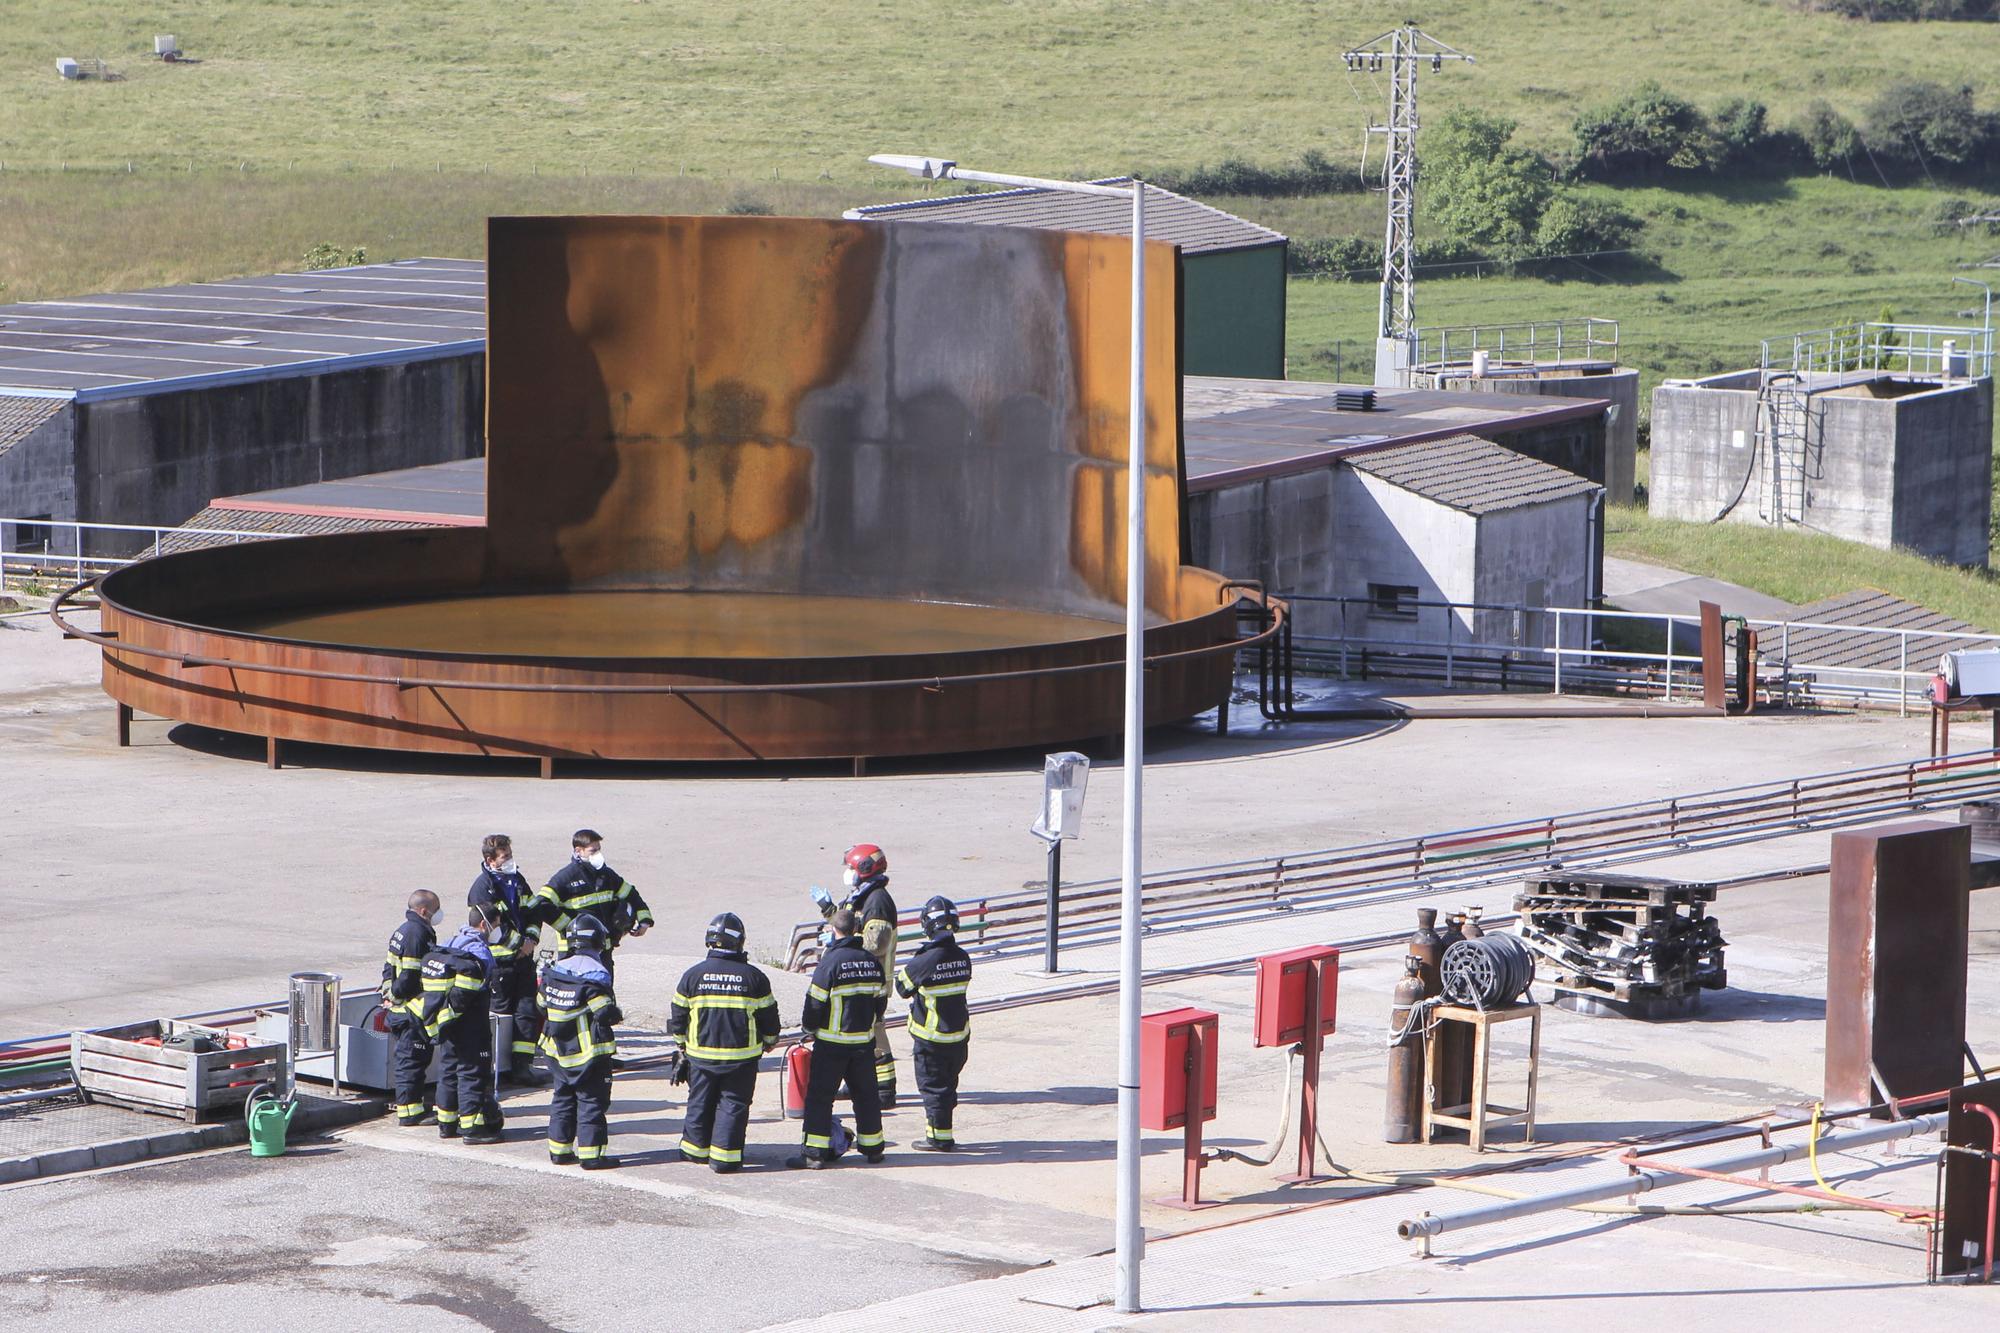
[
  {"x1": 1898, "y1": 632, "x2": 1909, "y2": 718},
  {"x1": 1552, "y1": 609, "x2": 1562, "y2": 695},
  {"x1": 1114, "y1": 177, "x2": 1147, "y2": 1316}
]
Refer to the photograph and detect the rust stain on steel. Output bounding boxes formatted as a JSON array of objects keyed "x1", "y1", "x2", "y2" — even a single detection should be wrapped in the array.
[
  {"x1": 1825, "y1": 820, "x2": 1971, "y2": 1111},
  {"x1": 88, "y1": 215, "x2": 1243, "y2": 763}
]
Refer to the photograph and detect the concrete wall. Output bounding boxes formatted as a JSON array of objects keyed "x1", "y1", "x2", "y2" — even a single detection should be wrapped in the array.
[
  {"x1": 1892, "y1": 379, "x2": 1994, "y2": 569},
  {"x1": 74, "y1": 354, "x2": 485, "y2": 555},
  {"x1": 1471, "y1": 494, "x2": 1594, "y2": 650},
  {"x1": 0, "y1": 399, "x2": 78, "y2": 555},
  {"x1": 1182, "y1": 245, "x2": 1286, "y2": 381},
  {"x1": 1486, "y1": 414, "x2": 1610, "y2": 496},
  {"x1": 1438, "y1": 368, "x2": 1637, "y2": 505},
  {"x1": 1650, "y1": 373, "x2": 1993, "y2": 568},
  {"x1": 1182, "y1": 468, "x2": 1337, "y2": 596}
]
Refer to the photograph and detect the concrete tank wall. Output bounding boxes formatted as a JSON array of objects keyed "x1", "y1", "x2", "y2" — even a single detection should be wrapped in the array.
[
  {"x1": 1472, "y1": 495, "x2": 1594, "y2": 650},
  {"x1": 73, "y1": 353, "x2": 484, "y2": 555},
  {"x1": 1442, "y1": 368, "x2": 1637, "y2": 505},
  {"x1": 1650, "y1": 374, "x2": 1993, "y2": 568}
]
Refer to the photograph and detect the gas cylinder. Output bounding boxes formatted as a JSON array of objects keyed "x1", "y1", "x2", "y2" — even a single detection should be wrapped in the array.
[
  {"x1": 1462, "y1": 905, "x2": 1486, "y2": 939},
  {"x1": 1384, "y1": 956, "x2": 1426, "y2": 1144},
  {"x1": 1433, "y1": 911, "x2": 1470, "y2": 1119},
  {"x1": 1407, "y1": 907, "x2": 1443, "y2": 998},
  {"x1": 782, "y1": 1042, "x2": 812, "y2": 1119}
]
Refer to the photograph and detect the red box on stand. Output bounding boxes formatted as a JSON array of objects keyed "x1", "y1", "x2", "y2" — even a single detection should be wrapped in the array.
[
  {"x1": 1139, "y1": 1007, "x2": 1218, "y2": 1131},
  {"x1": 1252, "y1": 944, "x2": 1339, "y2": 1047}
]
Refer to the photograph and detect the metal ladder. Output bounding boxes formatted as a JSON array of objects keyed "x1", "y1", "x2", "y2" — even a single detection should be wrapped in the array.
[{"x1": 1757, "y1": 372, "x2": 1813, "y2": 526}]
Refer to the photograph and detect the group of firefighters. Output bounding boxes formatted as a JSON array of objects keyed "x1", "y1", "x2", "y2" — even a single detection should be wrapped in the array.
[{"x1": 379, "y1": 830, "x2": 972, "y2": 1172}]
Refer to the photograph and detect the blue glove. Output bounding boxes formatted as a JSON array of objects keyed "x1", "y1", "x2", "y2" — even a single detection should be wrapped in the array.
[{"x1": 809, "y1": 885, "x2": 835, "y2": 917}]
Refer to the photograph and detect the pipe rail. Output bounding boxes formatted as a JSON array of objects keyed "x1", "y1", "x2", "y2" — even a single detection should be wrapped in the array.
[
  {"x1": 51, "y1": 574, "x2": 1284, "y2": 699},
  {"x1": 1399, "y1": 1111, "x2": 1949, "y2": 1242},
  {"x1": 786, "y1": 748, "x2": 2000, "y2": 970}
]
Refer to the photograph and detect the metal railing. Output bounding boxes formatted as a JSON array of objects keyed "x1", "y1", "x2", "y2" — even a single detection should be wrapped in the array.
[
  {"x1": 1759, "y1": 321, "x2": 1993, "y2": 382},
  {"x1": 1270, "y1": 592, "x2": 2000, "y2": 714},
  {"x1": 1413, "y1": 317, "x2": 1618, "y2": 371},
  {"x1": 0, "y1": 515, "x2": 290, "y2": 592},
  {"x1": 784, "y1": 748, "x2": 2000, "y2": 971}
]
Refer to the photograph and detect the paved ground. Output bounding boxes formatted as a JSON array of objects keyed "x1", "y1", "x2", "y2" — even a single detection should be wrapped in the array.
[
  {"x1": 0, "y1": 609, "x2": 1932, "y2": 1036},
  {"x1": 1603, "y1": 556, "x2": 1801, "y2": 621}
]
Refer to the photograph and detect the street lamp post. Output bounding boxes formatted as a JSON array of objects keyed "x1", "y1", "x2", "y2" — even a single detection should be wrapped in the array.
[{"x1": 867, "y1": 154, "x2": 1151, "y2": 1314}]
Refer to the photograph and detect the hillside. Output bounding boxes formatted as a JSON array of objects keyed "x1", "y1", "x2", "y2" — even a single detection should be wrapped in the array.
[{"x1": 3, "y1": 1, "x2": 1991, "y2": 178}]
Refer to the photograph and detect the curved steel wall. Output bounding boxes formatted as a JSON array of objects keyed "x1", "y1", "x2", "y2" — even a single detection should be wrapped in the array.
[{"x1": 86, "y1": 216, "x2": 1245, "y2": 763}]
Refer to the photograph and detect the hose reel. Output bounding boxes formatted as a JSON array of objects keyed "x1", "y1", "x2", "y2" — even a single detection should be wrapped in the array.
[{"x1": 1440, "y1": 933, "x2": 1535, "y2": 1008}]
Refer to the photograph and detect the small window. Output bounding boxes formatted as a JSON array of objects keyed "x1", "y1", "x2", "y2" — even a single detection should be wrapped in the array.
[
  {"x1": 1368, "y1": 583, "x2": 1419, "y2": 620},
  {"x1": 11, "y1": 515, "x2": 52, "y2": 554}
]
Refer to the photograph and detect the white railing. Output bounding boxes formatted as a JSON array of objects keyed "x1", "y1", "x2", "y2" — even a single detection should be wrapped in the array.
[
  {"x1": 1276, "y1": 593, "x2": 2000, "y2": 714},
  {"x1": 1412, "y1": 317, "x2": 1618, "y2": 370},
  {"x1": 1759, "y1": 321, "x2": 1993, "y2": 382},
  {"x1": 0, "y1": 516, "x2": 292, "y2": 592}
]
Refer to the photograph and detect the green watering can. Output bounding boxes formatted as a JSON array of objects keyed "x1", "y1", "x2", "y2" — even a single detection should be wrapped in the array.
[{"x1": 245, "y1": 1082, "x2": 299, "y2": 1158}]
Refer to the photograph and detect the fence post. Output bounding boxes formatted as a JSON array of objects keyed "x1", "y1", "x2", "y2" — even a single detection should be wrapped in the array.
[
  {"x1": 1898, "y1": 632, "x2": 1909, "y2": 719},
  {"x1": 1445, "y1": 609, "x2": 1455, "y2": 688},
  {"x1": 1553, "y1": 609, "x2": 1563, "y2": 695},
  {"x1": 1665, "y1": 623, "x2": 1675, "y2": 702},
  {"x1": 1339, "y1": 599, "x2": 1350, "y2": 680}
]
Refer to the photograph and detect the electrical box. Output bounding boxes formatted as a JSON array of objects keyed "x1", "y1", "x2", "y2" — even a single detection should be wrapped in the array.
[
  {"x1": 1252, "y1": 944, "x2": 1339, "y2": 1048},
  {"x1": 1139, "y1": 1007, "x2": 1218, "y2": 1131}
]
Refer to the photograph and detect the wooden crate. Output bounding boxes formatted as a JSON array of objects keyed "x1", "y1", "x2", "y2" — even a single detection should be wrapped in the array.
[{"x1": 70, "y1": 1019, "x2": 285, "y2": 1122}]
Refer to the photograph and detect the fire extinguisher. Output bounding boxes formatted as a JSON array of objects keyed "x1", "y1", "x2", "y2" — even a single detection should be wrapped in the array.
[{"x1": 782, "y1": 1042, "x2": 812, "y2": 1119}]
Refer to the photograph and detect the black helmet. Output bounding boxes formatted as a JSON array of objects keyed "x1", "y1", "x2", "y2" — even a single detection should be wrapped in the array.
[
  {"x1": 705, "y1": 911, "x2": 747, "y2": 951},
  {"x1": 566, "y1": 912, "x2": 611, "y2": 955},
  {"x1": 920, "y1": 895, "x2": 959, "y2": 939}
]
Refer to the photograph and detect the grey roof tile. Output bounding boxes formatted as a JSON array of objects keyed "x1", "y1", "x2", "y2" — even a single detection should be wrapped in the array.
[
  {"x1": 1344, "y1": 433, "x2": 1601, "y2": 515},
  {"x1": 846, "y1": 179, "x2": 1285, "y2": 255}
]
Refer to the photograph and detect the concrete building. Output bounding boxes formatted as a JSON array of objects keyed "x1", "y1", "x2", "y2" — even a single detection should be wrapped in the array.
[
  {"x1": 1408, "y1": 319, "x2": 1640, "y2": 506},
  {"x1": 1649, "y1": 367, "x2": 1995, "y2": 568},
  {"x1": 0, "y1": 259, "x2": 485, "y2": 557},
  {"x1": 846, "y1": 181, "x2": 1288, "y2": 380}
]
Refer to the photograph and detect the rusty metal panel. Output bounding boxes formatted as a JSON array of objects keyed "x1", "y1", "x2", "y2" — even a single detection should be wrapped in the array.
[
  {"x1": 1941, "y1": 1079, "x2": 2000, "y2": 1279},
  {"x1": 484, "y1": 215, "x2": 1185, "y2": 619},
  {"x1": 1825, "y1": 820, "x2": 1971, "y2": 1111}
]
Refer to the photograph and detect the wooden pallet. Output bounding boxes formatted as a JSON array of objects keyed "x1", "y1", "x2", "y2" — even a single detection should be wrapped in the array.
[{"x1": 71, "y1": 1019, "x2": 284, "y2": 1123}]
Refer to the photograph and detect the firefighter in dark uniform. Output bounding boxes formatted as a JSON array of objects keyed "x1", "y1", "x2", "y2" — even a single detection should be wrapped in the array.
[
  {"x1": 791, "y1": 907, "x2": 887, "y2": 1169},
  {"x1": 837, "y1": 844, "x2": 899, "y2": 1107},
  {"x1": 538, "y1": 913, "x2": 622, "y2": 1169},
  {"x1": 468, "y1": 833, "x2": 546, "y2": 1085},
  {"x1": 534, "y1": 829, "x2": 653, "y2": 983},
  {"x1": 668, "y1": 912, "x2": 780, "y2": 1174},
  {"x1": 896, "y1": 896, "x2": 974, "y2": 1151},
  {"x1": 380, "y1": 889, "x2": 441, "y2": 1126},
  {"x1": 421, "y1": 909, "x2": 504, "y2": 1144}
]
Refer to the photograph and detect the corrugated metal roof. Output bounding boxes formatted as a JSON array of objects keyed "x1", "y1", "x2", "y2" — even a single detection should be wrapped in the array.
[
  {"x1": 1344, "y1": 433, "x2": 1601, "y2": 515},
  {"x1": 0, "y1": 258, "x2": 484, "y2": 396},
  {"x1": 0, "y1": 394, "x2": 65, "y2": 458},
  {"x1": 1785, "y1": 589, "x2": 1994, "y2": 669},
  {"x1": 845, "y1": 179, "x2": 1285, "y2": 255}
]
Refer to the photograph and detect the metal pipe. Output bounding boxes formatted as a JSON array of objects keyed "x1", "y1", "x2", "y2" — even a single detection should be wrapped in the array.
[
  {"x1": 1398, "y1": 1111, "x2": 1948, "y2": 1240},
  {"x1": 1967, "y1": 1103, "x2": 2000, "y2": 1283},
  {"x1": 1114, "y1": 172, "x2": 1147, "y2": 1317}
]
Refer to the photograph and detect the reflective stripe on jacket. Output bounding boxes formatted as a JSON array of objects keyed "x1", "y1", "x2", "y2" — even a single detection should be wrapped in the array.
[
  {"x1": 537, "y1": 957, "x2": 622, "y2": 1067},
  {"x1": 418, "y1": 947, "x2": 490, "y2": 1039},
  {"x1": 534, "y1": 860, "x2": 654, "y2": 940},
  {"x1": 801, "y1": 936, "x2": 885, "y2": 1045},
  {"x1": 381, "y1": 910, "x2": 436, "y2": 1013},
  {"x1": 896, "y1": 934, "x2": 972, "y2": 1044},
  {"x1": 669, "y1": 948, "x2": 780, "y2": 1064}
]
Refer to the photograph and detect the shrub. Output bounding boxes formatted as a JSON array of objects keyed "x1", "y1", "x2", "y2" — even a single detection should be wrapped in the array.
[
  {"x1": 1793, "y1": 0, "x2": 1996, "y2": 18},
  {"x1": 301, "y1": 243, "x2": 365, "y2": 270},
  {"x1": 724, "y1": 199, "x2": 774, "y2": 215},
  {"x1": 1423, "y1": 108, "x2": 1553, "y2": 263},
  {"x1": 1571, "y1": 83, "x2": 1721, "y2": 179},
  {"x1": 1863, "y1": 80, "x2": 1992, "y2": 169},
  {"x1": 1287, "y1": 235, "x2": 1379, "y2": 278},
  {"x1": 1797, "y1": 100, "x2": 1861, "y2": 170},
  {"x1": 1533, "y1": 195, "x2": 1640, "y2": 258},
  {"x1": 1151, "y1": 150, "x2": 1359, "y2": 197}
]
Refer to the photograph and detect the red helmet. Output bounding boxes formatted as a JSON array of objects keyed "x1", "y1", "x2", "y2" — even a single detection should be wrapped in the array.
[{"x1": 843, "y1": 844, "x2": 887, "y2": 881}]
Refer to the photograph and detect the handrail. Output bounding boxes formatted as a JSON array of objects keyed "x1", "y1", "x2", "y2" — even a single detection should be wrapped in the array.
[
  {"x1": 53, "y1": 574, "x2": 1284, "y2": 699},
  {"x1": 782, "y1": 746, "x2": 2000, "y2": 970}
]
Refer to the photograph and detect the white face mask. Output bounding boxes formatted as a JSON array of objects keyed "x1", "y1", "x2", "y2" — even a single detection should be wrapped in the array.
[
  {"x1": 499, "y1": 859, "x2": 519, "y2": 876},
  {"x1": 586, "y1": 851, "x2": 606, "y2": 870},
  {"x1": 842, "y1": 867, "x2": 859, "y2": 889}
]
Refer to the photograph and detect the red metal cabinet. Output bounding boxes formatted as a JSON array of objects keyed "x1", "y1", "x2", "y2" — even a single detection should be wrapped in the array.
[
  {"x1": 1140, "y1": 1007, "x2": 1218, "y2": 1131},
  {"x1": 1252, "y1": 944, "x2": 1339, "y2": 1048}
]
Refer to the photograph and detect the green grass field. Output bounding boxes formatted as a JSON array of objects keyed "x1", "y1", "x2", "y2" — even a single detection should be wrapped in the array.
[{"x1": 5, "y1": 1, "x2": 1991, "y2": 177}]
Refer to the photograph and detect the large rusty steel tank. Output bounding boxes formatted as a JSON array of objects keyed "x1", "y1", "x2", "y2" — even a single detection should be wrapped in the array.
[{"x1": 77, "y1": 216, "x2": 1265, "y2": 767}]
